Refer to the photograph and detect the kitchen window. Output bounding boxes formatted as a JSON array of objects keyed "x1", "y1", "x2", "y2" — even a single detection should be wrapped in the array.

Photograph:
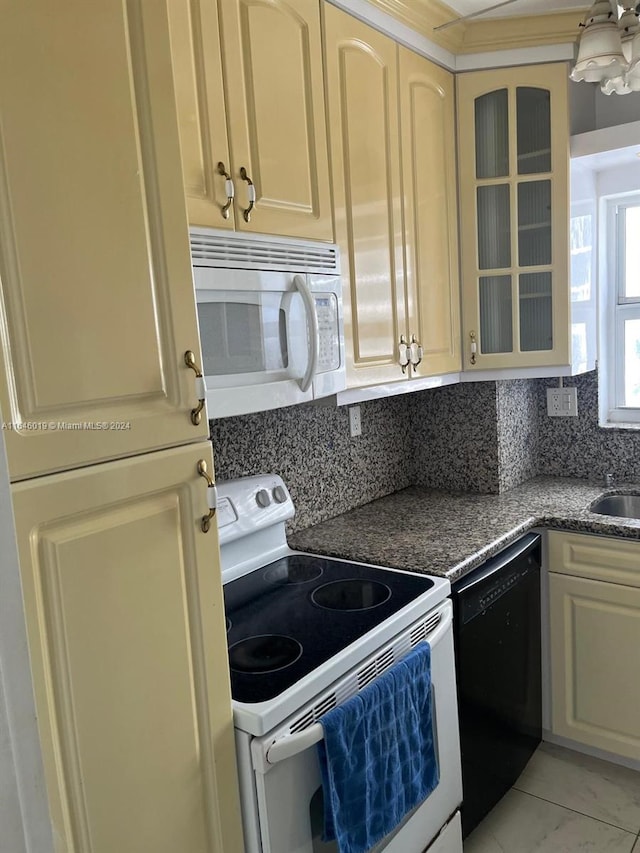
[{"x1": 604, "y1": 195, "x2": 640, "y2": 425}]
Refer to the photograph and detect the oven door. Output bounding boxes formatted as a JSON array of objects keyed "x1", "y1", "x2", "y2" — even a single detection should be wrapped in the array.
[{"x1": 239, "y1": 600, "x2": 462, "y2": 853}]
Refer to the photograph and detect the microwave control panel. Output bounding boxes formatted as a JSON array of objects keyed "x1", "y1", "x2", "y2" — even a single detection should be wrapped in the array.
[{"x1": 315, "y1": 295, "x2": 340, "y2": 372}]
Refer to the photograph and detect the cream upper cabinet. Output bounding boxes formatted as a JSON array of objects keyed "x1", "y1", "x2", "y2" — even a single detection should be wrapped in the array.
[
  {"x1": 324, "y1": 5, "x2": 405, "y2": 387},
  {"x1": 457, "y1": 63, "x2": 570, "y2": 371},
  {"x1": 168, "y1": 0, "x2": 235, "y2": 230},
  {"x1": 11, "y1": 443, "x2": 243, "y2": 853},
  {"x1": 324, "y1": 7, "x2": 460, "y2": 388},
  {"x1": 0, "y1": 0, "x2": 208, "y2": 482},
  {"x1": 399, "y1": 46, "x2": 461, "y2": 379},
  {"x1": 171, "y1": 0, "x2": 333, "y2": 241},
  {"x1": 548, "y1": 531, "x2": 640, "y2": 762}
]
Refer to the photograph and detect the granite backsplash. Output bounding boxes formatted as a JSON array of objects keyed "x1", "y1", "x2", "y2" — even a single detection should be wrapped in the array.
[
  {"x1": 538, "y1": 369, "x2": 640, "y2": 482},
  {"x1": 409, "y1": 381, "x2": 500, "y2": 493},
  {"x1": 497, "y1": 379, "x2": 540, "y2": 491},
  {"x1": 211, "y1": 395, "x2": 413, "y2": 532},
  {"x1": 210, "y1": 368, "x2": 639, "y2": 533}
]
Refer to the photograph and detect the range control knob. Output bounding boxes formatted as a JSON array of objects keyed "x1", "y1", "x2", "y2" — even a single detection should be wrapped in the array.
[
  {"x1": 255, "y1": 489, "x2": 271, "y2": 508},
  {"x1": 273, "y1": 485, "x2": 288, "y2": 504}
]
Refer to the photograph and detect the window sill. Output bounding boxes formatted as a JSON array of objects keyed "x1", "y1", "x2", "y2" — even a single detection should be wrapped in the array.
[{"x1": 599, "y1": 419, "x2": 640, "y2": 431}]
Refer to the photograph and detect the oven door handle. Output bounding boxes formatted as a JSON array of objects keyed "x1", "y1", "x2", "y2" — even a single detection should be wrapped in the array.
[
  {"x1": 264, "y1": 605, "x2": 452, "y2": 767},
  {"x1": 266, "y1": 722, "x2": 324, "y2": 765}
]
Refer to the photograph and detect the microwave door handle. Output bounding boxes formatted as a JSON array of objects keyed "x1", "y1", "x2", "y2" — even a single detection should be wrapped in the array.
[
  {"x1": 293, "y1": 274, "x2": 319, "y2": 392},
  {"x1": 266, "y1": 723, "x2": 323, "y2": 765}
]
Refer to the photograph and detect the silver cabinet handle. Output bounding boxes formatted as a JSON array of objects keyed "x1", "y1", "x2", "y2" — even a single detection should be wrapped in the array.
[
  {"x1": 216, "y1": 162, "x2": 235, "y2": 220},
  {"x1": 469, "y1": 331, "x2": 477, "y2": 365},
  {"x1": 409, "y1": 334, "x2": 423, "y2": 369},
  {"x1": 184, "y1": 350, "x2": 206, "y2": 425},
  {"x1": 398, "y1": 335, "x2": 410, "y2": 374},
  {"x1": 294, "y1": 275, "x2": 319, "y2": 393},
  {"x1": 239, "y1": 166, "x2": 256, "y2": 222}
]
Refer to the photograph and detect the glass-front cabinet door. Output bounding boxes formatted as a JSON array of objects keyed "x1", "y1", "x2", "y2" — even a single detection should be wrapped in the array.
[{"x1": 457, "y1": 63, "x2": 570, "y2": 370}]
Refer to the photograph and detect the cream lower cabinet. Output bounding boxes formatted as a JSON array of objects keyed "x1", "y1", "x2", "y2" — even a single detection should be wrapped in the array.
[
  {"x1": 457, "y1": 64, "x2": 570, "y2": 371},
  {"x1": 0, "y1": 0, "x2": 208, "y2": 482},
  {"x1": 323, "y1": 5, "x2": 460, "y2": 388},
  {"x1": 548, "y1": 531, "x2": 640, "y2": 761},
  {"x1": 11, "y1": 442, "x2": 243, "y2": 853},
  {"x1": 169, "y1": 0, "x2": 333, "y2": 240}
]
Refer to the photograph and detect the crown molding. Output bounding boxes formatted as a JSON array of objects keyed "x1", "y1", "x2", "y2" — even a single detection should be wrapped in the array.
[
  {"x1": 458, "y1": 10, "x2": 585, "y2": 54},
  {"x1": 364, "y1": 0, "x2": 586, "y2": 55},
  {"x1": 363, "y1": 0, "x2": 467, "y2": 52}
]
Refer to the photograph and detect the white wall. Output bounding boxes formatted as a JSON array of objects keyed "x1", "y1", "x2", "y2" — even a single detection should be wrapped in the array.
[{"x1": 0, "y1": 425, "x2": 53, "y2": 853}]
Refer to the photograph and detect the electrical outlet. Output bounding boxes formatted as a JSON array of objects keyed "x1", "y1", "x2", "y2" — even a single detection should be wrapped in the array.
[
  {"x1": 348, "y1": 405, "x2": 362, "y2": 437},
  {"x1": 547, "y1": 387, "x2": 578, "y2": 417}
]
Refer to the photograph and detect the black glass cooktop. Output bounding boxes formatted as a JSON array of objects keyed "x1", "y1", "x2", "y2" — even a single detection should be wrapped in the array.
[{"x1": 223, "y1": 554, "x2": 434, "y2": 704}]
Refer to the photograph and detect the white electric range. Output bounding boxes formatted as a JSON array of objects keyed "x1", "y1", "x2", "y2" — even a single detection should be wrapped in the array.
[{"x1": 217, "y1": 474, "x2": 463, "y2": 853}]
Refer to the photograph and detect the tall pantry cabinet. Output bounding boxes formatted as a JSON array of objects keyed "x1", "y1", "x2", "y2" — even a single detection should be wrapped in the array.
[{"x1": 0, "y1": 3, "x2": 243, "y2": 852}]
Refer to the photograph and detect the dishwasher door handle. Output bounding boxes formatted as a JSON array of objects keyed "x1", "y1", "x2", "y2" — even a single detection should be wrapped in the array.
[{"x1": 453, "y1": 532, "x2": 541, "y2": 596}]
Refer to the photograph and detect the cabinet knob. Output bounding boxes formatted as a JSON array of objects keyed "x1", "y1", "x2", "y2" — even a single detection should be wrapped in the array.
[
  {"x1": 239, "y1": 167, "x2": 256, "y2": 222},
  {"x1": 217, "y1": 161, "x2": 235, "y2": 220}
]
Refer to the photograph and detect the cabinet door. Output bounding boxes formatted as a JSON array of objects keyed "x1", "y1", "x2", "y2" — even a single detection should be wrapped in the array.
[
  {"x1": 549, "y1": 571, "x2": 640, "y2": 761},
  {"x1": 168, "y1": 0, "x2": 236, "y2": 229},
  {"x1": 324, "y1": 5, "x2": 407, "y2": 388},
  {"x1": 11, "y1": 442, "x2": 243, "y2": 853},
  {"x1": 0, "y1": 0, "x2": 208, "y2": 482},
  {"x1": 548, "y1": 530, "x2": 640, "y2": 588},
  {"x1": 219, "y1": 0, "x2": 333, "y2": 241},
  {"x1": 399, "y1": 47, "x2": 461, "y2": 378},
  {"x1": 457, "y1": 63, "x2": 569, "y2": 370}
]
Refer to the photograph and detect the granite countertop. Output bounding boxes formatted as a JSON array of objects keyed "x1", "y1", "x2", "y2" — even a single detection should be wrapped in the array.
[{"x1": 287, "y1": 476, "x2": 640, "y2": 581}]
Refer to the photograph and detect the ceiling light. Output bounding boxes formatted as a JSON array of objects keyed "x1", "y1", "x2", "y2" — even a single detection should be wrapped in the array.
[{"x1": 571, "y1": 1, "x2": 640, "y2": 95}]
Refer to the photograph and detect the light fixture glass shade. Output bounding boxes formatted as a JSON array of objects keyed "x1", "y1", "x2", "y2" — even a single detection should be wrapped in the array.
[
  {"x1": 628, "y1": 22, "x2": 640, "y2": 65},
  {"x1": 601, "y1": 75, "x2": 631, "y2": 94},
  {"x1": 620, "y1": 6, "x2": 640, "y2": 61},
  {"x1": 571, "y1": 1, "x2": 627, "y2": 84},
  {"x1": 626, "y1": 28, "x2": 640, "y2": 89}
]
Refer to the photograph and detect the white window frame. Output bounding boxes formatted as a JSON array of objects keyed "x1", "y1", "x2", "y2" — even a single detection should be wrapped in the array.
[{"x1": 604, "y1": 195, "x2": 640, "y2": 425}]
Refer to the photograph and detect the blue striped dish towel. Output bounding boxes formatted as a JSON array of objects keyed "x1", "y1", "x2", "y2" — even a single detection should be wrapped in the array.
[{"x1": 316, "y1": 642, "x2": 439, "y2": 853}]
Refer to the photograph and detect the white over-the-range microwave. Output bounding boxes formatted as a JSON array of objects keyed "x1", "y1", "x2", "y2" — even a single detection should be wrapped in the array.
[{"x1": 190, "y1": 227, "x2": 346, "y2": 419}]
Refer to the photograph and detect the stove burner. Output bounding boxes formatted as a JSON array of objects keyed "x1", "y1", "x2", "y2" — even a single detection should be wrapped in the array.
[
  {"x1": 311, "y1": 578, "x2": 392, "y2": 612},
  {"x1": 264, "y1": 558, "x2": 323, "y2": 585},
  {"x1": 229, "y1": 635, "x2": 303, "y2": 674}
]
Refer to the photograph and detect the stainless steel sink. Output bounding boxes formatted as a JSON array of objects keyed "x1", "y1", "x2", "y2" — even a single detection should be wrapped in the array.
[{"x1": 590, "y1": 493, "x2": 640, "y2": 519}]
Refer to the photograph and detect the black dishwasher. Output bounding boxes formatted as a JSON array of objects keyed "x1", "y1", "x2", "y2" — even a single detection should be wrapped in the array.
[{"x1": 451, "y1": 532, "x2": 542, "y2": 838}]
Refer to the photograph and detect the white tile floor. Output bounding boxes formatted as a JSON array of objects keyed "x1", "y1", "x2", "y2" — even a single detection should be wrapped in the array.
[{"x1": 464, "y1": 742, "x2": 640, "y2": 853}]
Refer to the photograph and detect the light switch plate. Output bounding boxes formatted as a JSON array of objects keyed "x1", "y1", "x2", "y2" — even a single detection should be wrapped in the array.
[{"x1": 547, "y1": 387, "x2": 578, "y2": 417}]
